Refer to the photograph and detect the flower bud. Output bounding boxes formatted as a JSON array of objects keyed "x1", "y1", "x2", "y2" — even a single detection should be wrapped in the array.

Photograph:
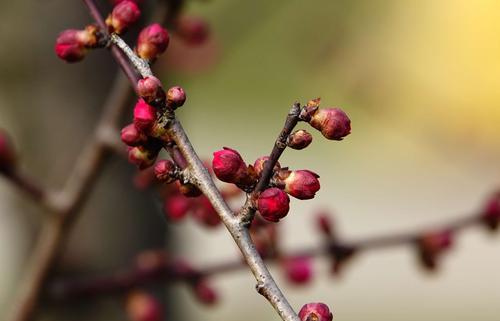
[
  {"x1": 257, "y1": 188, "x2": 290, "y2": 222},
  {"x1": 253, "y1": 156, "x2": 280, "y2": 177},
  {"x1": 299, "y1": 303, "x2": 333, "y2": 321},
  {"x1": 309, "y1": 108, "x2": 351, "y2": 140},
  {"x1": 133, "y1": 99, "x2": 156, "y2": 131},
  {"x1": 137, "y1": 23, "x2": 170, "y2": 61},
  {"x1": 212, "y1": 147, "x2": 248, "y2": 184},
  {"x1": 126, "y1": 291, "x2": 163, "y2": 321},
  {"x1": 279, "y1": 170, "x2": 320, "y2": 200},
  {"x1": 163, "y1": 195, "x2": 190, "y2": 221},
  {"x1": 128, "y1": 146, "x2": 156, "y2": 169},
  {"x1": 316, "y1": 213, "x2": 334, "y2": 237},
  {"x1": 137, "y1": 76, "x2": 165, "y2": 105},
  {"x1": 288, "y1": 129, "x2": 313, "y2": 150},
  {"x1": 166, "y1": 86, "x2": 186, "y2": 109},
  {"x1": 193, "y1": 281, "x2": 218, "y2": 305},
  {"x1": 283, "y1": 256, "x2": 313, "y2": 285},
  {"x1": 481, "y1": 192, "x2": 500, "y2": 231},
  {"x1": 54, "y1": 29, "x2": 87, "y2": 63},
  {"x1": 0, "y1": 129, "x2": 16, "y2": 173},
  {"x1": 417, "y1": 230, "x2": 454, "y2": 271},
  {"x1": 121, "y1": 123, "x2": 146, "y2": 146},
  {"x1": 176, "y1": 16, "x2": 210, "y2": 46},
  {"x1": 154, "y1": 159, "x2": 177, "y2": 183},
  {"x1": 176, "y1": 181, "x2": 202, "y2": 197},
  {"x1": 106, "y1": 0, "x2": 141, "y2": 34}
]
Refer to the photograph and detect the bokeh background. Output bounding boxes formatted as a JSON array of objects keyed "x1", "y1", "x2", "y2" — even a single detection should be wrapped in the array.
[{"x1": 1, "y1": 0, "x2": 499, "y2": 320}]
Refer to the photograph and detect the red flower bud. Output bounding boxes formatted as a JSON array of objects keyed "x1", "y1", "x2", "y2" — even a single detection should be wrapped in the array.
[
  {"x1": 137, "y1": 76, "x2": 165, "y2": 105},
  {"x1": 0, "y1": 129, "x2": 16, "y2": 173},
  {"x1": 154, "y1": 159, "x2": 176, "y2": 183},
  {"x1": 481, "y1": 192, "x2": 500, "y2": 231},
  {"x1": 283, "y1": 256, "x2": 313, "y2": 285},
  {"x1": 281, "y1": 170, "x2": 320, "y2": 200},
  {"x1": 54, "y1": 29, "x2": 87, "y2": 63},
  {"x1": 137, "y1": 23, "x2": 170, "y2": 61},
  {"x1": 288, "y1": 129, "x2": 313, "y2": 150},
  {"x1": 309, "y1": 108, "x2": 351, "y2": 140},
  {"x1": 193, "y1": 281, "x2": 218, "y2": 305},
  {"x1": 121, "y1": 123, "x2": 146, "y2": 146},
  {"x1": 133, "y1": 99, "x2": 156, "y2": 131},
  {"x1": 126, "y1": 291, "x2": 163, "y2": 321},
  {"x1": 257, "y1": 188, "x2": 290, "y2": 222},
  {"x1": 299, "y1": 303, "x2": 333, "y2": 321},
  {"x1": 128, "y1": 146, "x2": 156, "y2": 169},
  {"x1": 417, "y1": 230, "x2": 454, "y2": 271},
  {"x1": 253, "y1": 156, "x2": 280, "y2": 177},
  {"x1": 166, "y1": 86, "x2": 186, "y2": 109},
  {"x1": 106, "y1": 0, "x2": 141, "y2": 34},
  {"x1": 163, "y1": 195, "x2": 190, "y2": 221},
  {"x1": 176, "y1": 16, "x2": 210, "y2": 46},
  {"x1": 212, "y1": 147, "x2": 248, "y2": 184}
]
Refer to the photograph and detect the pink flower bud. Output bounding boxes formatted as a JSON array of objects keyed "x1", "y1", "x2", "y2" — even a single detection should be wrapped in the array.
[
  {"x1": 133, "y1": 99, "x2": 156, "y2": 131},
  {"x1": 54, "y1": 29, "x2": 87, "y2": 63},
  {"x1": 176, "y1": 16, "x2": 210, "y2": 46},
  {"x1": 154, "y1": 159, "x2": 176, "y2": 183},
  {"x1": 212, "y1": 147, "x2": 248, "y2": 184},
  {"x1": 257, "y1": 188, "x2": 290, "y2": 222},
  {"x1": 309, "y1": 108, "x2": 351, "y2": 140},
  {"x1": 137, "y1": 23, "x2": 170, "y2": 61},
  {"x1": 283, "y1": 256, "x2": 313, "y2": 285},
  {"x1": 121, "y1": 123, "x2": 146, "y2": 146},
  {"x1": 163, "y1": 195, "x2": 190, "y2": 221},
  {"x1": 288, "y1": 129, "x2": 313, "y2": 150},
  {"x1": 137, "y1": 76, "x2": 165, "y2": 105},
  {"x1": 0, "y1": 130, "x2": 16, "y2": 173},
  {"x1": 106, "y1": 0, "x2": 141, "y2": 34},
  {"x1": 126, "y1": 291, "x2": 163, "y2": 321},
  {"x1": 166, "y1": 86, "x2": 186, "y2": 109},
  {"x1": 481, "y1": 192, "x2": 500, "y2": 231},
  {"x1": 281, "y1": 170, "x2": 320, "y2": 200},
  {"x1": 128, "y1": 146, "x2": 156, "y2": 169},
  {"x1": 253, "y1": 156, "x2": 280, "y2": 177},
  {"x1": 193, "y1": 281, "x2": 218, "y2": 305},
  {"x1": 299, "y1": 303, "x2": 333, "y2": 321}
]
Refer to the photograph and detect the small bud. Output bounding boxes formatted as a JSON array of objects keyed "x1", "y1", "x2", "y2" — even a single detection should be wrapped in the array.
[
  {"x1": 121, "y1": 123, "x2": 146, "y2": 146},
  {"x1": 176, "y1": 16, "x2": 210, "y2": 46},
  {"x1": 128, "y1": 146, "x2": 156, "y2": 169},
  {"x1": 481, "y1": 192, "x2": 500, "y2": 231},
  {"x1": 212, "y1": 147, "x2": 248, "y2": 184},
  {"x1": 193, "y1": 281, "x2": 218, "y2": 305},
  {"x1": 154, "y1": 159, "x2": 177, "y2": 183},
  {"x1": 176, "y1": 181, "x2": 202, "y2": 197},
  {"x1": 288, "y1": 129, "x2": 313, "y2": 150},
  {"x1": 137, "y1": 76, "x2": 165, "y2": 105},
  {"x1": 417, "y1": 230, "x2": 454, "y2": 271},
  {"x1": 106, "y1": 0, "x2": 141, "y2": 34},
  {"x1": 253, "y1": 156, "x2": 280, "y2": 177},
  {"x1": 279, "y1": 170, "x2": 320, "y2": 200},
  {"x1": 137, "y1": 23, "x2": 170, "y2": 61},
  {"x1": 0, "y1": 130, "x2": 16, "y2": 173},
  {"x1": 257, "y1": 188, "x2": 290, "y2": 222},
  {"x1": 316, "y1": 213, "x2": 334, "y2": 237},
  {"x1": 133, "y1": 99, "x2": 156, "y2": 131},
  {"x1": 309, "y1": 108, "x2": 351, "y2": 140},
  {"x1": 54, "y1": 29, "x2": 87, "y2": 63},
  {"x1": 298, "y1": 303, "x2": 333, "y2": 321},
  {"x1": 166, "y1": 86, "x2": 186, "y2": 109},
  {"x1": 126, "y1": 291, "x2": 163, "y2": 321},
  {"x1": 283, "y1": 256, "x2": 313, "y2": 285},
  {"x1": 163, "y1": 195, "x2": 190, "y2": 221}
]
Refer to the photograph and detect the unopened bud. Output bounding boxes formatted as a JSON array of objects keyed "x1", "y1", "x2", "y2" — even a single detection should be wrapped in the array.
[
  {"x1": 257, "y1": 188, "x2": 290, "y2": 222},
  {"x1": 133, "y1": 99, "x2": 156, "y2": 131},
  {"x1": 0, "y1": 129, "x2": 16, "y2": 173},
  {"x1": 106, "y1": 0, "x2": 141, "y2": 34},
  {"x1": 121, "y1": 123, "x2": 146, "y2": 146},
  {"x1": 163, "y1": 195, "x2": 190, "y2": 221},
  {"x1": 278, "y1": 169, "x2": 320, "y2": 200},
  {"x1": 126, "y1": 291, "x2": 163, "y2": 321},
  {"x1": 166, "y1": 86, "x2": 186, "y2": 109},
  {"x1": 193, "y1": 281, "x2": 218, "y2": 305},
  {"x1": 417, "y1": 230, "x2": 454, "y2": 271},
  {"x1": 55, "y1": 29, "x2": 87, "y2": 63},
  {"x1": 309, "y1": 108, "x2": 351, "y2": 140},
  {"x1": 288, "y1": 129, "x2": 313, "y2": 150},
  {"x1": 298, "y1": 303, "x2": 333, "y2": 321},
  {"x1": 253, "y1": 156, "x2": 280, "y2": 177},
  {"x1": 176, "y1": 16, "x2": 210, "y2": 46},
  {"x1": 154, "y1": 159, "x2": 177, "y2": 183},
  {"x1": 212, "y1": 147, "x2": 248, "y2": 184},
  {"x1": 128, "y1": 146, "x2": 157, "y2": 169},
  {"x1": 137, "y1": 23, "x2": 170, "y2": 61},
  {"x1": 283, "y1": 256, "x2": 313, "y2": 285},
  {"x1": 137, "y1": 76, "x2": 165, "y2": 105}
]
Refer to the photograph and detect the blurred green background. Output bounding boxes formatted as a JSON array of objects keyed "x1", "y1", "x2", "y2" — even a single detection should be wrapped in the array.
[{"x1": 1, "y1": 0, "x2": 499, "y2": 320}]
